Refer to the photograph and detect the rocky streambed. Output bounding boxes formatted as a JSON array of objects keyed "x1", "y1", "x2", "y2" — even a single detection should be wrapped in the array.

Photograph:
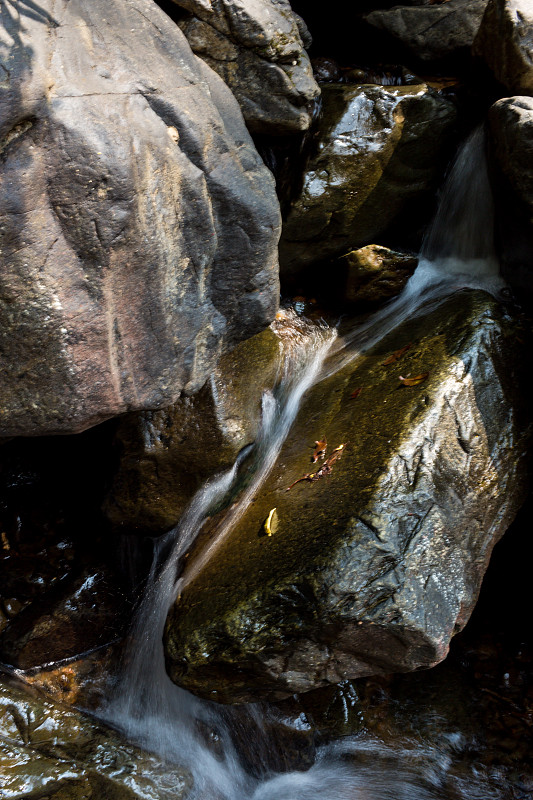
[{"x1": 1, "y1": 0, "x2": 533, "y2": 798}]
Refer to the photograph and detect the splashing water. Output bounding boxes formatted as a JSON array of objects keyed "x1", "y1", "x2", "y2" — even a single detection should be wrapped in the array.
[{"x1": 100, "y1": 127, "x2": 509, "y2": 799}]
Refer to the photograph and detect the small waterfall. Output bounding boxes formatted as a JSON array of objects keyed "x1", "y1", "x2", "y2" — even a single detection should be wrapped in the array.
[
  {"x1": 324, "y1": 124, "x2": 505, "y2": 379},
  {"x1": 99, "y1": 126, "x2": 508, "y2": 799},
  {"x1": 101, "y1": 310, "x2": 336, "y2": 799}
]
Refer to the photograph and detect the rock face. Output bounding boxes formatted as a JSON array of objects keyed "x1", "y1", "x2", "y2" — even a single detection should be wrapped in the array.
[
  {"x1": 474, "y1": 0, "x2": 533, "y2": 95},
  {"x1": 339, "y1": 245, "x2": 418, "y2": 306},
  {"x1": 0, "y1": 677, "x2": 191, "y2": 799},
  {"x1": 366, "y1": 0, "x2": 489, "y2": 62},
  {"x1": 105, "y1": 327, "x2": 282, "y2": 533},
  {"x1": 488, "y1": 96, "x2": 533, "y2": 293},
  {"x1": 0, "y1": 0, "x2": 280, "y2": 437},
  {"x1": 164, "y1": 290, "x2": 529, "y2": 702},
  {"x1": 174, "y1": 0, "x2": 320, "y2": 134},
  {"x1": 279, "y1": 83, "x2": 457, "y2": 278}
]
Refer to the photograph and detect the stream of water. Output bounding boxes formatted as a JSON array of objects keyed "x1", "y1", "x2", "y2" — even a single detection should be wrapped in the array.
[{"x1": 100, "y1": 127, "x2": 511, "y2": 799}]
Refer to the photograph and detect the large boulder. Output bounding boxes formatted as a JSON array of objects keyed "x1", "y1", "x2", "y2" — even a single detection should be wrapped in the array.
[
  {"x1": 366, "y1": 0, "x2": 489, "y2": 63},
  {"x1": 488, "y1": 96, "x2": 533, "y2": 293},
  {"x1": 474, "y1": 0, "x2": 533, "y2": 95},
  {"x1": 104, "y1": 327, "x2": 282, "y2": 533},
  {"x1": 279, "y1": 83, "x2": 457, "y2": 279},
  {"x1": 164, "y1": 290, "x2": 529, "y2": 702},
  {"x1": 173, "y1": 0, "x2": 320, "y2": 134},
  {"x1": 0, "y1": 0, "x2": 280, "y2": 437},
  {"x1": 0, "y1": 677, "x2": 191, "y2": 799}
]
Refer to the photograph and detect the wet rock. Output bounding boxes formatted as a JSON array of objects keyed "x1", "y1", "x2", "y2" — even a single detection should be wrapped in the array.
[
  {"x1": 0, "y1": 0, "x2": 280, "y2": 437},
  {"x1": 279, "y1": 83, "x2": 457, "y2": 278},
  {"x1": 104, "y1": 327, "x2": 281, "y2": 533},
  {"x1": 164, "y1": 291, "x2": 529, "y2": 702},
  {"x1": 312, "y1": 57, "x2": 342, "y2": 83},
  {"x1": 174, "y1": 0, "x2": 320, "y2": 134},
  {"x1": 340, "y1": 245, "x2": 418, "y2": 306},
  {"x1": 0, "y1": 567, "x2": 131, "y2": 671},
  {"x1": 474, "y1": 0, "x2": 533, "y2": 95},
  {"x1": 488, "y1": 96, "x2": 533, "y2": 294},
  {"x1": 366, "y1": 0, "x2": 489, "y2": 62},
  {"x1": 0, "y1": 676, "x2": 192, "y2": 799}
]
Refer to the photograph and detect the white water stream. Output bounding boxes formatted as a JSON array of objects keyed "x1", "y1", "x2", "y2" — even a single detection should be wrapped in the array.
[{"x1": 100, "y1": 127, "x2": 509, "y2": 799}]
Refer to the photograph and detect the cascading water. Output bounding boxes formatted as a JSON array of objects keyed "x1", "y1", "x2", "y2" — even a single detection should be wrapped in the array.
[{"x1": 100, "y1": 126, "x2": 510, "y2": 799}]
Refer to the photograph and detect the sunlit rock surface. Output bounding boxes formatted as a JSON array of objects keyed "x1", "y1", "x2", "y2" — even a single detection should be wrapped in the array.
[
  {"x1": 279, "y1": 83, "x2": 457, "y2": 278},
  {"x1": 366, "y1": 0, "x2": 489, "y2": 62},
  {"x1": 0, "y1": 677, "x2": 192, "y2": 799},
  {"x1": 165, "y1": 291, "x2": 529, "y2": 702},
  {"x1": 104, "y1": 327, "x2": 282, "y2": 533},
  {"x1": 0, "y1": 0, "x2": 280, "y2": 437},
  {"x1": 474, "y1": 0, "x2": 533, "y2": 95},
  {"x1": 339, "y1": 244, "x2": 418, "y2": 306},
  {"x1": 488, "y1": 96, "x2": 533, "y2": 294},
  {"x1": 173, "y1": 0, "x2": 320, "y2": 134}
]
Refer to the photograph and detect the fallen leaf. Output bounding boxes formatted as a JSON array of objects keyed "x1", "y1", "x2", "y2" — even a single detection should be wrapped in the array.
[
  {"x1": 399, "y1": 372, "x2": 429, "y2": 387},
  {"x1": 382, "y1": 343, "x2": 412, "y2": 365},
  {"x1": 312, "y1": 437, "x2": 327, "y2": 462},
  {"x1": 263, "y1": 507, "x2": 278, "y2": 537},
  {"x1": 349, "y1": 387, "x2": 363, "y2": 400},
  {"x1": 287, "y1": 444, "x2": 346, "y2": 490}
]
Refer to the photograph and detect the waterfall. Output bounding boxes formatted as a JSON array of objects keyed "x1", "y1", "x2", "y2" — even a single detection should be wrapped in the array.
[
  {"x1": 99, "y1": 126, "x2": 507, "y2": 799},
  {"x1": 101, "y1": 310, "x2": 336, "y2": 799}
]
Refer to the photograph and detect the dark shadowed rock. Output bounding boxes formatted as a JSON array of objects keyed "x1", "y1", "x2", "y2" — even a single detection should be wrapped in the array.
[
  {"x1": 104, "y1": 327, "x2": 282, "y2": 533},
  {"x1": 366, "y1": 0, "x2": 489, "y2": 62},
  {"x1": 0, "y1": 0, "x2": 280, "y2": 437},
  {"x1": 474, "y1": 0, "x2": 533, "y2": 95},
  {"x1": 488, "y1": 96, "x2": 533, "y2": 293},
  {"x1": 164, "y1": 291, "x2": 529, "y2": 702},
  {"x1": 173, "y1": 0, "x2": 320, "y2": 134},
  {"x1": 339, "y1": 244, "x2": 418, "y2": 306},
  {"x1": 0, "y1": 677, "x2": 191, "y2": 798},
  {"x1": 279, "y1": 83, "x2": 457, "y2": 278}
]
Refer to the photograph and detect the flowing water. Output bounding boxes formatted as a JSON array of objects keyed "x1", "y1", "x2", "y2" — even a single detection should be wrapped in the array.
[{"x1": 100, "y1": 127, "x2": 512, "y2": 799}]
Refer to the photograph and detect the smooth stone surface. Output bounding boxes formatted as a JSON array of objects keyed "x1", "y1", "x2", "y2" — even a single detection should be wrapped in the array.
[
  {"x1": 366, "y1": 0, "x2": 489, "y2": 62},
  {"x1": 0, "y1": 0, "x2": 280, "y2": 437},
  {"x1": 164, "y1": 291, "x2": 529, "y2": 702},
  {"x1": 174, "y1": 0, "x2": 320, "y2": 133},
  {"x1": 104, "y1": 327, "x2": 282, "y2": 533},
  {"x1": 488, "y1": 96, "x2": 533, "y2": 294},
  {"x1": 340, "y1": 244, "x2": 418, "y2": 305},
  {"x1": 279, "y1": 83, "x2": 457, "y2": 278},
  {"x1": 474, "y1": 0, "x2": 533, "y2": 95},
  {"x1": 0, "y1": 677, "x2": 192, "y2": 799}
]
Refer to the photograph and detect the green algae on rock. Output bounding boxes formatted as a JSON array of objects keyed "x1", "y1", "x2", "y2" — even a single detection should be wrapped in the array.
[
  {"x1": 0, "y1": 677, "x2": 192, "y2": 799},
  {"x1": 164, "y1": 291, "x2": 529, "y2": 703},
  {"x1": 104, "y1": 328, "x2": 282, "y2": 534},
  {"x1": 279, "y1": 83, "x2": 457, "y2": 278}
]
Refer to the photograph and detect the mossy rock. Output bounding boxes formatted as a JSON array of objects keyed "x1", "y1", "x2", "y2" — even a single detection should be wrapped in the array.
[{"x1": 164, "y1": 290, "x2": 529, "y2": 702}]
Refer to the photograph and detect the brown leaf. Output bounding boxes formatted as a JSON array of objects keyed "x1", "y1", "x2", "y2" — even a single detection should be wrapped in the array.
[
  {"x1": 398, "y1": 372, "x2": 429, "y2": 387},
  {"x1": 349, "y1": 387, "x2": 363, "y2": 400},
  {"x1": 382, "y1": 343, "x2": 412, "y2": 365},
  {"x1": 287, "y1": 444, "x2": 346, "y2": 490},
  {"x1": 311, "y1": 437, "x2": 327, "y2": 463}
]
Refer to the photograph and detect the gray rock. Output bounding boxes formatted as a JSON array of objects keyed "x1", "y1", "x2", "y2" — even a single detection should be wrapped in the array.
[
  {"x1": 0, "y1": 0, "x2": 280, "y2": 437},
  {"x1": 366, "y1": 0, "x2": 489, "y2": 62},
  {"x1": 488, "y1": 96, "x2": 533, "y2": 293},
  {"x1": 279, "y1": 83, "x2": 457, "y2": 278},
  {"x1": 164, "y1": 291, "x2": 529, "y2": 702},
  {"x1": 0, "y1": 677, "x2": 192, "y2": 799},
  {"x1": 104, "y1": 327, "x2": 282, "y2": 533},
  {"x1": 174, "y1": 0, "x2": 320, "y2": 134},
  {"x1": 474, "y1": 0, "x2": 533, "y2": 95}
]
